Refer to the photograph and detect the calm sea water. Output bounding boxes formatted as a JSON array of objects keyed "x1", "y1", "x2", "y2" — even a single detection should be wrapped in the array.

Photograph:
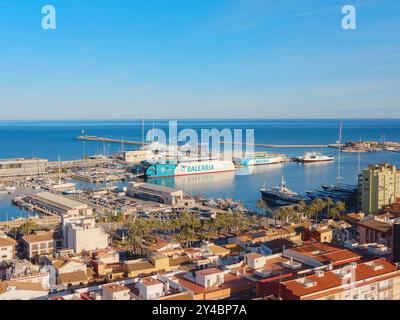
[{"x1": 1, "y1": 119, "x2": 400, "y2": 220}]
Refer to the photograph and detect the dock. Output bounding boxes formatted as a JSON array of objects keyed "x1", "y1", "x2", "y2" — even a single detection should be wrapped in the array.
[
  {"x1": 77, "y1": 135, "x2": 338, "y2": 149},
  {"x1": 77, "y1": 135, "x2": 146, "y2": 146}
]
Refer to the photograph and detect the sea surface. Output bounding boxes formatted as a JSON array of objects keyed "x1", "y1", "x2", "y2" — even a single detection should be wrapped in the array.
[{"x1": 1, "y1": 119, "x2": 400, "y2": 220}]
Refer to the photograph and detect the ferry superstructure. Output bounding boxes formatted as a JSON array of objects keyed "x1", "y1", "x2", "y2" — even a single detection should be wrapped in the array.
[
  {"x1": 295, "y1": 152, "x2": 334, "y2": 163},
  {"x1": 240, "y1": 153, "x2": 285, "y2": 166}
]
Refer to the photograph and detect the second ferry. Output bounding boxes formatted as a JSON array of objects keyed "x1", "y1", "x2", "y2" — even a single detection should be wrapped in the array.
[
  {"x1": 295, "y1": 151, "x2": 334, "y2": 163},
  {"x1": 240, "y1": 153, "x2": 285, "y2": 166}
]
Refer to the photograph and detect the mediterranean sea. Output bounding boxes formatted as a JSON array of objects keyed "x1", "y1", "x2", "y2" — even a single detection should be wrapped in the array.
[{"x1": 1, "y1": 119, "x2": 399, "y2": 220}]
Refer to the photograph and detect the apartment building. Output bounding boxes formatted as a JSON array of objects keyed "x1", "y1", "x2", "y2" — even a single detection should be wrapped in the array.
[
  {"x1": 261, "y1": 259, "x2": 400, "y2": 300},
  {"x1": 357, "y1": 216, "x2": 393, "y2": 247},
  {"x1": 62, "y1": 216, "x2": 108, "y2": 255},
  {"x1": 359, "y1": 164, "x2": 400, "y2": 214},
  {"x1": 22, "y1": 231, "x2": 54, "y2": 260}
]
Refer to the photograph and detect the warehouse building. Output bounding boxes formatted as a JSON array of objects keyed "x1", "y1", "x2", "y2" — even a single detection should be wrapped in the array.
[
  {"x1": 126, "y1": 182, "x2": 194, "y2": 206},
  {"x1": 26, "y1": 192, "x2": 93, "y2": 216},
  {"x1": 0, "y1": 158, "x2": 47, "y2": 177}
]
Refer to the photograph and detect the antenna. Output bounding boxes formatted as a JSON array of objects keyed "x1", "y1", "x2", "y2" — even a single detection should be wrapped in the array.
[{"x1": 141, "y1": 116, "x2": 145, "y2": 146}]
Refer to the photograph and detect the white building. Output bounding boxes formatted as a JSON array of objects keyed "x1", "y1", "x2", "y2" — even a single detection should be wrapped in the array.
[
  {"x1": 0, "y1": 281, "x2": 48, "y2": 300},
  {"x1": 102, "y1": 283, "x2": 130, "y2": 300},
  {"x1": 137, "y1": 277, "x2": 165, "y2": 300},
  {"x1": 0, "y1": 233, "x2": 16, "y2": 262},
  {"x1": 62, "y1": 216, "x2": 108, "y2": 254},
  {"x1": 0, "y1": 158, "x2": 47, "y2": 177},
  {"x1": 194, "y1": 268, "x2": 225, "y2": 288}
]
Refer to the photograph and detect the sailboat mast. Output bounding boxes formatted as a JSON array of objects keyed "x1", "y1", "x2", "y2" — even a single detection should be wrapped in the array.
[
  {"x1": 141, "y1": 116, "x2": 145, "y2": 146},
  {"x1": 337, "y1": 121, "x2": 343, "y2": 186}
]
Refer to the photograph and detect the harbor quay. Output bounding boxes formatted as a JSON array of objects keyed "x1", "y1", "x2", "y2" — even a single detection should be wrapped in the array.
[{"x1": 0, "y1": 138, "x2": 400, "y2": 301}]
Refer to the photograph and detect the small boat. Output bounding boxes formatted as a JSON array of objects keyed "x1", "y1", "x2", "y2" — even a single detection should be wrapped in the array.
[{"x1": 296, "y1": 152, "x2": 334, "y2": 163}]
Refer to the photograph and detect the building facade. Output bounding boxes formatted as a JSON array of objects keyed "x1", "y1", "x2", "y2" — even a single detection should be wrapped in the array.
[
  {"x1": 359, "y1": 164, "x2": 400, "y2": 214},
  {"x1": 0, "y1": 158, "x2": 47, "y2": 177}
]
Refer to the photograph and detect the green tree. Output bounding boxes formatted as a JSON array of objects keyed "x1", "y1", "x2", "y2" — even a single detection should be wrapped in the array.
[{"x1": 15, "y1": 220, "x2": 40, "y2": 236}]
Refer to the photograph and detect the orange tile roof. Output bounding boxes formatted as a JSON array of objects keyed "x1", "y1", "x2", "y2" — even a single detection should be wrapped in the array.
[
  {"x1": 282, "y1": 259, "x2": 397, "y2": 298},
  {"x1": 0, "y1": 236, "x2": 17, "y2": 247},
  {"x1": 140, "y1": 277, "x2": 163, "y2": 287},
  {"x1": 0, "y1": 281, "x2": 47, "y2": 294},
  {"x1": 195, "y1": 268, "x2": 223, "y2": 276},
  {"x1": 358, "y1": 219, "x2": 392, "y2": 233},
  {"x1": 103, "y1": 283, "x2": 130, "y2": 292},
  {"x1": 175, "y1": 273, "x2": 254, "y2": 295},
  {"x1": 22, "y1": 232, "x2": 53, "y2": 243}
]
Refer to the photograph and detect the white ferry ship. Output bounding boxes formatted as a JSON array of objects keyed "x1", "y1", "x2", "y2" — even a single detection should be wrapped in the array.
[
  {"x1": 295, "y1": 152, "x2": 334, "y2": 163},
  {"x1": 240, "y1": 154, "x2": 285, "y2": 166},
  {"x1": 143, "y1": 159, "x2": 236, "y2": 178}
]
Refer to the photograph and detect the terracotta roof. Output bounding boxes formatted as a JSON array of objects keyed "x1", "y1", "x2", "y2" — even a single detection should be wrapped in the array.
[
  {"x1": 288, "y1": 243, "x2": 361, "y2": 266},
  {"x1": 0, "y1": 236, "x2": 17, "y2": 247},
  {"x1": 282, "y1": 259, "x2": 397, "y2": 298},
  {"x1": 103, "y1": 283, "x2": 130, "y2": 292},
  {"x1": 207, "y1": 245, "x2": 230, "y2": 256},
  {"x1": 223, "y1": 243, "x2": 244, "y2": 254},
  {"x1": 52, "y1": 258, "x2": 84, "y2": 270},
  {"x1": 125, "y1": 260, "x2": 154, "y2": 272},
  {"x1": 195, "y1": 268, "x2": 223, "y2": 276},
  {"x1": 58, "y1": 270, "x2": 87, "y2": 284},
  {"x1": 140, "y1": 277, "x2": 163, "y2": 287},
  {"x1": 245, "y1": 252, "x2": 264, "y2": 259},
  {"x1": 158, "y1": 292, "x2": 193, "y2": 300},
  {"x1": 0, "y1": 281, "x2": 47, "y2": 294},
  {"x1": 358, "y1": 219, "x2": 392, "y2": 233},
  {"x1": 175, "y1": 273, "x2": 254, "y2": 295},
  {"x1": 22, "y1": 232, "x2": 53, "y2": 243}
]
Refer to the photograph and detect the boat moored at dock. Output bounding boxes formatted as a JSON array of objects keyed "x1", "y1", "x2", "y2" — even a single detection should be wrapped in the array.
[
  {"x1": 260, "y1": 176, "x2": 309, "y2": 206},
  {"x1": 295, "y1": 152, "x2": 334, "y2": 163},
  {"x1": 240, "y1": 153, "x2": 286, "y2": 166},
  {"x1": 140, "y1": 159, "x2": 236, "y2": 179}
]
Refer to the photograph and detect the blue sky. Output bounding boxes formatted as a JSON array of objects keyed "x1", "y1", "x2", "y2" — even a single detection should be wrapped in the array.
[{"x1": 0, "y1": 0, "x2": 399, "y2": 119}]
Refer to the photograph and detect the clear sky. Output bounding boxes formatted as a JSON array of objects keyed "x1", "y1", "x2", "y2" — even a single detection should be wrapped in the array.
[{"x1": 0, "y1": 0, "x2": 399, "y2": 120}]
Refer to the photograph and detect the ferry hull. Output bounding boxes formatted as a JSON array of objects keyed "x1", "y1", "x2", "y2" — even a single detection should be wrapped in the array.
[
  {"x1": 300, "y1": 158, "x2": 334, "y2": 163},
  {"x1": 241, "y1": 156, "x2": 284, "y2": 166},
  {"x1": 144, "y1": 160, "x2": 236, "y2": 179}
]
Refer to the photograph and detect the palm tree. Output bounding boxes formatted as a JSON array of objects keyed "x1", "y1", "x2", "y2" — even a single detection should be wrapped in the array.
[
  {"x1": 325, "y1": 198, "x2": 334, "y2": 219},
  {"x1": 335, "y1": 201, "x2": 346, "y2": 216},
  {"x1": 311, "y1": 198, "x2": 327, "y2": 222},
  {"x1": 17, "y1": 220, "x2": 39, "y2": 236},
  {"x1": 125, "y1": 218, "x2": 150, "y2": 257}
]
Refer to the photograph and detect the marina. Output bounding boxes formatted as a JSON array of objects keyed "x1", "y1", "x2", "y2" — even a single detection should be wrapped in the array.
[{"x1": 0, "y1": 119, "x2": 400, "y2": 221}]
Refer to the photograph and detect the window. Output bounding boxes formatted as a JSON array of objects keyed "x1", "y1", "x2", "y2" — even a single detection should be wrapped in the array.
[
  {"x1": 40, "y1": 243, "x2": 46, "y2": 249},
  {"x1": 32, "y1": 244, "x2": 38, "y2": 250}
]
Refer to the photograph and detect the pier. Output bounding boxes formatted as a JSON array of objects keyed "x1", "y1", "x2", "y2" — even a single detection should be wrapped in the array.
[
  {"x1": 77, "y1": 135, "x2": 337, "y2": 149},
  {"x1": 77, "y1": 135, "x2": 145, "y2": 146}
]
